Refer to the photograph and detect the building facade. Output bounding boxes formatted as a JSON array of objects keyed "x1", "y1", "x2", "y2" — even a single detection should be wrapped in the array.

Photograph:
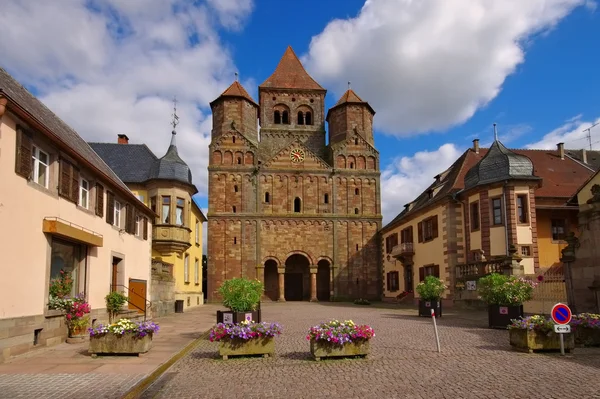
[
  {"x1": 380, "y1": 137, "x2": 594, "y2": 303},
  {"x1": 0, "y1": 68, "x2": 155, "y2": 362},
  {"x1": 207, "y1": 47, "x2": 382, "y2": 302},
  {"x1": 90, "y1": 132, "x2": 207, "y2": 312}
]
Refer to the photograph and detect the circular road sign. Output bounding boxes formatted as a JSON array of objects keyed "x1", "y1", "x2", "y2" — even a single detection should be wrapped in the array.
[{"x1": 551, "y1": 303, "x2": 572, "y2": 325}]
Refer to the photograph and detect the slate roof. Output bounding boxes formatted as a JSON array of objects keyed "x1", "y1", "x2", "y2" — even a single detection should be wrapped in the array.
[
  {"x1": 565, "y1": 149, "x2": 600, "y2": 171},
  {"x1": 259, "y1": 46, "x2": 325, "y2": 91},
  {"x1": 211, "y1": 81, "x2": 258, "y2": 107}
]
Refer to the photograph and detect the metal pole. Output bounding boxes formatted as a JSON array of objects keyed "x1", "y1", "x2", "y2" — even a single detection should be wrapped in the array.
[
  {"x1": 559, "y1": 332, "x2": 565, "y2": 356},
  {"x1": 431, "y1": 309, "x2": 441, "y2": 353}
]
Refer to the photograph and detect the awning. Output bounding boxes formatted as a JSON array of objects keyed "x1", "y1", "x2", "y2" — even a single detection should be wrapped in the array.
[{"x1": 42, "y1": 217, "x2": 103, "y2": 247}]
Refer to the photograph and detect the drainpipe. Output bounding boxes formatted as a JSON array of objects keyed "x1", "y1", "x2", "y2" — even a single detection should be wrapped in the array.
[{"x1": 502, "y1": 181, "x2": 509, "y2": 256}]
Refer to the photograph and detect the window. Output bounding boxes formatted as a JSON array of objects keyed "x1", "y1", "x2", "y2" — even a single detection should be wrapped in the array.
[
  {"x1": 354, "y1": 208, "x2": 359, "y2": 214},
  {"x1": 150, "y1": 196, "x2": 157, "y2": 213},
  {"x1": 233, "y1": 237, "x2": 237, "y2": 244},
  {"x1": 136, "y1": 194, "x2": 145, "y2": 203},
  {"x1": 491, "y1": 197, "x2": 503, "y2": 225},
  {"x1": 305, "y1": 112, "x2": 312, "y2": 125},
  {"x1": 265, "y1": 192, "x2": 270, "y2": 203},
  {"x1": 162, "y1": 196, "x2": 170, "y2": 224},
  {"x1": 274, "y1": 110, "x2": 281, "y2": 124},
  {"x1": 324, "y1": 193, "x2": 329, "y2": 204},
  {"x1": 516, "y1": 194, "x2": 528, "y2": 223},
  {"x1": 232, "y1": 136, "x2": 236, "y2": 143},
  {"x1": 237, "y1": 157, "x2": 242, "y2": 165},
  {"x1": 234, "y1": 185, "x2": 238, "y2": 193},
  {"x1": 520, "y1": 245, "x2": 532, "y2": 257},
  {"x1": 355, "y1": 188, "x2": 359, "y2": 195},
  {"x1": 387, "y1": 271, "x2": 400, "y2": 292},
  {"x1": 232, "y1": 206, "x2": 237, "y2": 213},
  {"x1": 282, "y1": 111, "x2": 289, "y2": 124},
  {"x1": 417, "y1": 216, "x2": 438, "y2": 242},
  {"x1": 350, "y1": 162, "x2": 354, "y2": 169},
  {"x1": 176, "y1": 198, "x2": 185, "y2": 225},
  {"x1": 195, "y1": 221, "x2": 200, "y2": 245},
  {"x1": 385, "y1": 233, "x2": 399, "y2": 253},
  {"x1": 355, "y1": 138, "x2": 359, "y2": 145},
  {"x1": 50, "y1": 238, "x2": 86, "y2": 298},
  {"x1": 135, "y1": 215, "x2": 142, "y2": 236},
  {"x1": 294, "y1": 197, "x2": 301, "y2": 213},
  {"x1": 470, "y1": 201, "x2": 480, "y2": 231},
  {"x1": 297, "y1": 111, "x2": 304, "y2": 125},
  {"x1": 419, "y1": 265, "x2": 440, "y2": 282},
  {"x1": 79, "y1": 178, "x2": 89, "y2": 209},
  {"x1": 400, "y1": 227, "x2": 413, "y2": 243},
  {"x1": 114, "y1": 201, "x2": 122, "y2": 228},
  {"x1": 184, "y1": 255, "x2": 190, "y2": 283},
  {"x1": 551, "y1": 219, "x2": 566, "y2": 241},
  {"x1": 194, "y1": 258, "x2": 200, "y2": 285},
  {"x1": 32, "y1": 146, "x2": 49, "y2": 188}
]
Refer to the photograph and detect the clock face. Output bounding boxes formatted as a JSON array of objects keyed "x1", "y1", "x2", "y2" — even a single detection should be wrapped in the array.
[{"x1": 290, "y1": 148, "x2": 305, "y2": 163}]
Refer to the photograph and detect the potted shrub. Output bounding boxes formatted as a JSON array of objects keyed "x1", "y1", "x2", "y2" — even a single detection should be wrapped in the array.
[
  {"x1": 217, "y1": 278, "x2": 264, "y2": 324},
  {"x1": 508, "y1": 315, "x2": 574, "y2": 353},
  {"x1": 88, "y1": 319, "x2": 160, "y2": 355},
  {"x1": 478, "y1": 273, "x2": 536, "y2": 329},
  {"x1": 415, "y1": 276, "x2": 447, "y2": 317},
  {"x1": 306, "y1": 319, "x2": 375, "y2": 361},
  {"x1": 571, "y1": 313, "x2": 600, "y2": 347},
  {"x1": 65, "y1": 294, "x2": 91, "y2": 343},
  {"x1": 105, "y1": 291, "x2": 128, "y2": 323},
  {"x1": 209, "y1": 320, "x2": 282, "y2": 360}
]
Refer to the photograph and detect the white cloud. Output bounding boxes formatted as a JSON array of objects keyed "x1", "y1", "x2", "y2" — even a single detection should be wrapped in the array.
[
  {"x1": 526, "y1": 115, "x2": 600, "y2": 149},
  {"x1": 303, "y1": 0, "x2": 587, "y2": 136},
  {"x1": 0, "y1": 0, "x2": 255, "y2": 201},
  {"x1": 381, "y1": 143, "x2": 463, "y2": 224}
]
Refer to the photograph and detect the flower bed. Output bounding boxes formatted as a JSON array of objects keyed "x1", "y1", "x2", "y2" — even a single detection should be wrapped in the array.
[
  {"x1": 571, "y1": 313, "x2": 600, "y2": 347},
  {"x1": 88, "y1": 319, "x2": 160, "y2": 355},
  {"x1": 209, "y1": 321, "x2": 282, "y2": 360},
  {"x1": 307, "y1": 320, "x2": 374, "y2": 361},
  {"x1": 508, "y1": 315, "x2": 574, "y2": 353}
]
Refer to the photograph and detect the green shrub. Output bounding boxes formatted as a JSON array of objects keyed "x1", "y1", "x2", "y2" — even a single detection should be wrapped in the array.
[
  {"x1": 415, "y1": 276, "x2": 447, "y2": 301},
  {"x1": 218, "y1": 278, "x2": 264, "y2": 312},
  {"x1": 478, "y1": 273, "x2": 537, "y2": 306},
  {"x1": 105, "y1": 291, "x2": 128, "y2": 323}
]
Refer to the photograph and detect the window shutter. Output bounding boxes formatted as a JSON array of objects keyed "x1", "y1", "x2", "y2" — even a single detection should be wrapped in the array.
[
  {"x1": 95, "y1": 183, "x2": 104, "y2": 217},
  {"x1": 70, "y1": 166, "x2": 80, "y2": 204},
  {"x1": 58, "y1": 158, "x2": 70, "y2": 199},
  {"x1": 433, "y1": 264, "x2": 440, "y2": 278},
  {"x1": 143, "y1": 217, "x2": 149, "y2": 240},
  {"x1": 386, "y1": 273, "x2": 391, "y2": 290},
  {"x1": 417, "y1": 222, "x2": 423, "y2": 243},
  {"x1": 106, "y1": 192, "x2": 115, "y2": 225},
  {"x1": 408, "y1": 226, "x2": 413, "y2": 242},
  {"x1": 432, "y1": 216, "x2": 439, "y2": 239},
  {"x1": 15, "y1": 127, "x2": 33, "y2": 179},
  {"x1": 419, "y1": 267, "x2": 425, "y2": 282},
  {"x1": 125, "y1": 204, "x2": 133, "y2": 233}
]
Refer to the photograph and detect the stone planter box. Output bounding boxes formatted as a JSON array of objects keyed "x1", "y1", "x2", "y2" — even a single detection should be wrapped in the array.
[
  {"x1": 310, "y1": 339, "x2": 370, "y2": 361},
  {"x1": 219, "y1": 337, "x2": 274, "y2": 360},
  {"x1": 488, "y1": 304, "x2": 523, "y2": 329},
  {"x1": 89, "y1": 333, "x2": 153, "y2": 355},
  {"x1": 574, "y1": 327, "x2": 600, "y2": 347},
  {"x1": 509, "y1": 329, "x2": 574, "y2": 353},
  {"x1": 216, "y1": 310, "x2": 261, "y2": 324},
  {"x1": 418, "y1": 300, "x2": 442, "y2": 317}
]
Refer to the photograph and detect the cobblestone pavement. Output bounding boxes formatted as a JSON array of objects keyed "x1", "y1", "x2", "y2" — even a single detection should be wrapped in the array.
[{"x1": 141, "y1": 302, "x2": 600, "y2": 399}]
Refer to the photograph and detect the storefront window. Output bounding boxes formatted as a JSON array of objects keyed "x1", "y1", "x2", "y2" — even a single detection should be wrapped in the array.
[{"x1": 50, "y1": 239, "x2": 86, "y2": 297}]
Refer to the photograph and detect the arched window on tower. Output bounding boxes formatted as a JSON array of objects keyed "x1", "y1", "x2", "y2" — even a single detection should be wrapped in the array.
[
  {"x1": 265, "y1": 192, "x2": 270, "y2": 203},
  {"x1": 237, "y1": 157, "x2": 242, "y2": 165},
  {"x1": 354, "y1": 137, "x2": 358, "y2": 145},
  {"x1": 234, "y1": 185, "x2": 238, "y2": 193},
  {"x1": 355, "y1": 188, "x2": 359, "y2": 195},
  {"x1": 305, "y1": 112, "x2": 312, "y2": 125},
  {"x1": 233, "y1": 136, "x2": 236, "y2": 143},
  {"x1": 297, "y1": 111, "x2": 304, "y2": 125},
  {"x1": 232, "y1": 206, "x2": 237, "y2": 213},
  {"x1": 282, "y1": 111, "x2": 289, "y2": 124},
  {"x1": 354, "y1": 208, "x2": 359, "y2": 214},
  {"x1": 350, "y1": 162, "x2": 354, "y2": 169},
  {"x1": 274, "y1": 110, "x2": 281, "y2": 124},
  {"x1": 294, "y1": 197, "x2": 301, "y2": 213},
  {"x1": 324, "y1": 193, "x2": 329, "y2": 204}
]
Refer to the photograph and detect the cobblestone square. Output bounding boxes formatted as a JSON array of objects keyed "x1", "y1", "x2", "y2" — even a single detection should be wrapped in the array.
[{"x1": 141, "y1": 302, "x2": 600, "y2": 399}]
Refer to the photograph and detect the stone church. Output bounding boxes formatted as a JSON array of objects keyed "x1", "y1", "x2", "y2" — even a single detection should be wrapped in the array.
[{"x1": 207, "y1": 46, "x2": 382, "y2": 302}]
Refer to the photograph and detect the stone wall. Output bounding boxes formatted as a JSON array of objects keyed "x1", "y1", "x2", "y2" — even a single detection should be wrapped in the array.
[{"x1": 151, "y1": 261, "x2": 176, "y2": 318}]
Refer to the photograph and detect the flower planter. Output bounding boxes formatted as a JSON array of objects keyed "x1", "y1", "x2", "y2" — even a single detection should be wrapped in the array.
[
  {"x1": 219, "y1": 337, "x2": 274, "y2": 360},
  {"x1": 66, "y1": 326, "x2": 88, "y2": 344},
  {"x1": 574, "y1": 327, "x2": 600, "y2": 347},
  {"x1": 488, "y1": 304, "x2": 523, "y2": 329},
  {"x1": 216, "y1": 310, "x2": 261, "y2": 324},
  {"x1": 88, "y1": 332, "x2": 153, "y2": 355},
  {"x1": 509, "y1": 329, "x2": 574, "y2": 353},
  {"x1": 419, "y1": 299, "x2": 442, "y2": 317},
  {"x1": 310, "y1": 339, "x2": 370, "y2": 361}
]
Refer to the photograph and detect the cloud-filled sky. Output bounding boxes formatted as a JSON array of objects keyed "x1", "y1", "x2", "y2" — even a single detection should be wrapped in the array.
[{"x1": 1, "y1": 0, "x2": 599, "y2": 228}]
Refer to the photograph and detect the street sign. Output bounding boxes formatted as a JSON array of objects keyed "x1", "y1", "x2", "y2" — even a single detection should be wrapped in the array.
[
  {"x1": 551, "y1": 303, "x2": 572, "y2": 325},
  {"x1": 554, "y1": 324, "x2": 571, "y2": 334}
]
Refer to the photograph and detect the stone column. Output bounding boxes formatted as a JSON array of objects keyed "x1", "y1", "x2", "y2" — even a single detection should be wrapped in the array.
[
  {"x1": 277, "y1": 267, "x2": 286, "y2": 302},
  {"x1": 329, "y1": 264, "x2": 335, "y2": 301},
  {"x1": 310, "y1": 266, "x2": 318, "y2": 302}
]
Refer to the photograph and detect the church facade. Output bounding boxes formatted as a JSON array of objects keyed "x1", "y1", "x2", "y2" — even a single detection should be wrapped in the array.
[{"x1": 206, "y1": 47, "x2": 382, "y2": 302}]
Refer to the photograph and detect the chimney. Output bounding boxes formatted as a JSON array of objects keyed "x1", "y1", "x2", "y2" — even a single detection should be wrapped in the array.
[
  {"x1": 557, "y1": 142, "x2": 564, "y2": 160},
  {"x1": 473, "y1": 139, "x2": 480, "y2": 154},
  {"x1": 582, "y1": 148, "x2": 588, "y2": 164},
  {"x1": 118, "y1": 134, "x2": 129, "y2": 144}
]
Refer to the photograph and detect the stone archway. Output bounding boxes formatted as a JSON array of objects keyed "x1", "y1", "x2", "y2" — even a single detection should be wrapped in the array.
[
  {"x1": 285, "y1": 254, "x2": 310, "y2": 301},
  {"x1": 264, "y1": 259, "x2": 279, "y2": 301},
  {"x1": 317, "y1": 259, "x2": 331, "y2": 301}
]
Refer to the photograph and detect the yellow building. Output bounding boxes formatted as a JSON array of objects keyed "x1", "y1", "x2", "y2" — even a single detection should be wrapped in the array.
[
  {"x1": 90, "y1": 132, "x2": 207, "y2": 310},
  {"x1": 381, "y1": 138, "x2": 593, "y2": 303}
]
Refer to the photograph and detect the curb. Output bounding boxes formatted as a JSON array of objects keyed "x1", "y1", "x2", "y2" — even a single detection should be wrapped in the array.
[{"x1": 122, "y1": 330, "x2": 209, "y2": 399}]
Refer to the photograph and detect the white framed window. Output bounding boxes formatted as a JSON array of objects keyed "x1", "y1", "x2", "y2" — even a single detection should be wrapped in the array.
[
  {"x1": 135, "y1": 215, "x2": 142, "y2": 236},
  {"x1": 32, "y1": 146, "x2": 49, "y2": 188},
  {"x1": 195, "y1": 221, "x2": 200, "y2": 245},
  {"x1": 194, "y1": 258, "x2": 199, "y2": 284},
  {"x1": 79, "y1": 178, "x2": 90, "y2": 209},
  {"x1": 184, "y1": 254, "x2": 190, "y2": 283},
  {"x1": 114, "y1": 201, "x2": 122, "y2": 228}
]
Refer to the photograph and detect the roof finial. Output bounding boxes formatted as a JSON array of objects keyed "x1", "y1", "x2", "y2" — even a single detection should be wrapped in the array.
[
  {"x1": 171, "y1": 96, "x2": 179, "y2": 132},
  {"x1": 348, "y1": 81, "x2": 351, "y2": 90},
  {"x1": 235, "y1": 72, "x2": 239, "y2": 81},
  {"x1": 493, "y1": 123, "x2": 498, "y2": 141}
]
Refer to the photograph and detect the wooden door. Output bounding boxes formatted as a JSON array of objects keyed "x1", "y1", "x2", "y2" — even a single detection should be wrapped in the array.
[
  {"x1": 128, "y1": 279, "x2": 147, "y2": 314},
  {"x1": 111, "y1": 259, "x2": 119, "y2": 292}
]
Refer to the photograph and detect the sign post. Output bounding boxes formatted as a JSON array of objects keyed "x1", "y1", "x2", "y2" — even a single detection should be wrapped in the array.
[
  {"x1": 431, "y1": 309, "x2": 441, "y2": 353},
  {"x1": 551, "y1": 303, "x2": 572, "y2": 356}
]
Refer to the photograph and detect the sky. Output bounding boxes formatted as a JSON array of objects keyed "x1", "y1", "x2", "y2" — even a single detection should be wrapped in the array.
[{"x1": 1, "y1": 0, "x2": 599, "y2": 235}]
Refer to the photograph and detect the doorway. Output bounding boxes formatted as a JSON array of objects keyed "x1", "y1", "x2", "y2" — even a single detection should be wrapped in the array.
[
  {"x1": 111, "y1": 256, "x2": 122, "y2": 292},
  {"x1": 264, "y1": 260, "x2": 279, "y2": 301},
  {"x1": 317, "y1": 260, "x2": 331, "y2": 301},
  {"x1": 404, "y1": 264, "x2": 413, "y2": 292},
  {"x1": 128, "y1": 279, "x2": 147, "y2": 314},
  {"x1": 284, "y1": 254, "x2": 310, "y2": 301}
]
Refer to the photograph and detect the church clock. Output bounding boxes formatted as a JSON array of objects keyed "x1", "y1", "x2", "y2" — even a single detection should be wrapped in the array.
[{"x1": 290, "y1": 148, "x2": 305, "y2": 163}]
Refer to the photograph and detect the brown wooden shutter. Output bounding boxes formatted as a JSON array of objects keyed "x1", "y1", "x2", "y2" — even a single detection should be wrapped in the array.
[
  {"x1": 433, "y1": 264, "x2": 440, "y2": 278},
  {"x1": 106, "y1": 192, "x2": 115, "y2": 225},
  {"x1": 419, "y1": 267, "x2": 425, "y2": 282},
  {"x1": 408, "y1": 226, "x2": 413, "y2": 242},
  {"x1": 417, "y1": 222, "x2": 423, "y2": 243},
  {"x1": 15, "y1": 127, "x2": 33, "y2": 179},
  {"x1": 58, "y1": 158, "x2": 79, "y2": 203},
  {"x1": 125, "y1": 204, "x2": 132, "y2": 233},
  {"x1": 71, "y1": 166, "x2": 80, "y2": 204},
  {"x1": 432, "y1": 216, "x2": 439, "y2": 239},
  {"x1": 143, "y1": 217, "x2": 149, "y2": 240},
  {"x1": 95, "y1": 183, "x2": 104, "y2": 217}
]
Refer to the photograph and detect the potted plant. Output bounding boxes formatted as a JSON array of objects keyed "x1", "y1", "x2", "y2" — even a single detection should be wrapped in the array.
[
  {"x1": 571, "y1": 313, "x2": 600, "y2": 347},
  {"x1": 306, "y1": 319, "x2": 375, "y2": 361},
  {"x1": 415, "y1": 276, "x2": 447, "y2": 317},
  {"x1": 105, "y1": 291, "x2": 128, "y2": 323},
  {"x1": 478, "y1": 273, "x2": 536, "y2": 329},
  {"x1": 209, "y1": 320, "x2": 282, "y2": 360},
  {"x1": 217, "y1": 278, "x2": 264, "y2": 324},
  {"x1": 65, "y1": 294, "x2": 91, "y2": 343},
  {"x1": 88, "y1": 319, "x2": 160, "y2": 355},
  {"x1": 508, "y1": 315, "x2": 574, "y2": 353}
]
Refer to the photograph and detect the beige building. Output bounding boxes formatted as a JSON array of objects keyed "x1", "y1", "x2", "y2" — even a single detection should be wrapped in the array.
[{"x1": 0, "y1": 68, "x2": 155, "y2": 362}]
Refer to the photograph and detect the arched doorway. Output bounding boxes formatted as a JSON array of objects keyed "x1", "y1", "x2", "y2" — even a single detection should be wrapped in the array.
[
  {"x1": 285, "y1": 254, "x2": 310, "y2": 301},
  {"x1": 317, "y1": 259, "x2": 331, "y2": 301},
  {"x1": 264, "y1": 259, "x2": 279, "y2": 301}
]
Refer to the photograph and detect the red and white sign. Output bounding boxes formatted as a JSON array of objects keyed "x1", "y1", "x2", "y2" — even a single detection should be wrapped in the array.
[{"x1": 551, "y1": 303, "x2": 572, "y2": 325}]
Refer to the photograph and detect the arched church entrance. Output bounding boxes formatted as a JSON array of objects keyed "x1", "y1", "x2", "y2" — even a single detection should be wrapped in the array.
[
  {"x1": 285, "y1": 254, "x2": 310, "y2": 301},
  {"x1": 317, "y1": 259, "x2": 331, "y2": 301},
  {"x1": 263, "y1": 259, "x2": 279, "y2": 301}
]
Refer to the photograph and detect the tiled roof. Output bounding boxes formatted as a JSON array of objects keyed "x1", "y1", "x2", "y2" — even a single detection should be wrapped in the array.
[
  {"x1": 259, "y1": 46, "x2": 325, "y2": 91},
  {"x1": 213, "y1": 81, "x2": 258, "y2": 107},
  {"x1": 565, "y1": 149, "x2": 600, "y2": 171},
  {"x1": 328, "y1": 89, "x2": 375, "y2": 117}
]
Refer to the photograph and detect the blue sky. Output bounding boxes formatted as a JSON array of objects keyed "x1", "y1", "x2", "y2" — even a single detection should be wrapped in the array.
[{"x1": 0, "y1": 0, "x2": 599, "y2": 225}]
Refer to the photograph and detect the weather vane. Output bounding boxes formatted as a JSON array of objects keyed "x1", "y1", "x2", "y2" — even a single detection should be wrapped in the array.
[
  {"x1": 235, "y1": 72, "x2": 239, "y2": 81},
  {"x1": 493, "y1": 123, "x2": 498, "y2": 141},
  {"x1": 348, "y1": 81, "x2": 351, "y2": 90},
  {"x1": 171, "y1": 96, "x2": 179, "y2": 131}
]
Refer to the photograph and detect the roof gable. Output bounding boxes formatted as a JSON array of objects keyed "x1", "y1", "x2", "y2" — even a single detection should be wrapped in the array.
[
  {"x1": 331, "y1": 130, "x2": 379, "y2": 156},
  {"x1": 259, "y1": 46, "x2": 325, "y2": 91},
  {"x1": 263, "y1": 139, "x2": 331, "y2": 170}
]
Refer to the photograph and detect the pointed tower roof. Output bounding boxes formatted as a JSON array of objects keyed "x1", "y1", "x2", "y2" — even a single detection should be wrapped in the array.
[
  {"x1": 150, "y1": 130, "x2": 193, "y2": 185},
  {"x1": 259, "y1": 46, "x2": 325, "y2": 91},
  {"x1": 210, "y1": 80, "x2": 258, "y2": 108},
  {"x1": 327, "y1": 89, "x2": 375, "y2": 121}
]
